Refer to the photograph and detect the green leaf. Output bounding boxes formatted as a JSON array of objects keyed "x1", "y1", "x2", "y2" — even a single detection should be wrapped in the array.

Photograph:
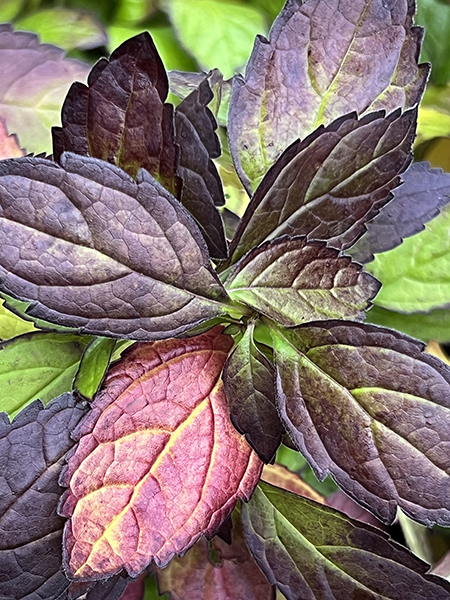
[
  {"x1": 416, "y1": 0, "x2": 450, "y2": 85},
  {"x1": 0, "y1": 24, "x2": 89, "y2": 155},
  {"x1": 165, "y1": 0, "x2": 266, "y2": 79},
  {"x1": 74, "y1": 337, "x2": 116, "y2": 401},
  {"x1": 0, "y1": 292, "x2": 77, "y2": 334},
  {"x1": 223, "y1": 321, "x2": 282, "y2": 463},
  {"x1": 366, "y1": 305, "x2": 450, "y2": 344},
  {"x1": 227, "y1": 109, "x2": 416, "y2": 265},
  {"x1": 0, "y1": 0, "x2": 23, "y2": 21},
  {"x1": 228, "y1": 0, "x2": 428, "y2": 190},
  {"x1": 0, "y1": 298, "x2": 35, "y2": 341},
  {"x1": 418, "y1": 85, "x2": 450, "y2": 142},
  {"x1": 0, "y1": 332, "x2": 90, "y2": 418},
  {"x1": 270, "y1": 321, "x2": 450, "y2": 526},
  {"x1": 242, "y1": 482, "x2": 450, "y2": 600},
  {"x1": 225, "y1": 237, "x2": 380, "y2": 326},
  {"x1": 368, "y1": 203, "x2": 450, "y2": 313},
  {"x1": 15, "y1": 9, "x2": 108, "y2": 51},
  {"x1": 0, "y1": 154, "x2": 233, "y2": 340}
]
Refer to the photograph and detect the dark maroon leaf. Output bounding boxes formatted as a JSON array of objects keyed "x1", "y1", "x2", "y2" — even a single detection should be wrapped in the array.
[
  {"x1": 242, "y1": 482, "x2": 450, "y2": 600},
  {"x1": 175, "y1": 77, "x2": 228, "y2": 259},
  {"x1": 225, "y1": 236, "x2": 380, "y2": 326},
  {"x1": 223, "y1": 322, "x2": 283, "y2": 463},
  {"x1": 228, "y1": 109, "x2": 416, "y2": 265},
  {"x1": 0, "y1": 153, "x2": 231, "y2": 340},
  {"x1": 53, "y1": 32, "x2": 179, "y2": 194},
  {"x1": 349, "y1": 162, "x2": 450, "y2": 263},
  {"x1": 0, "y1": 393, "x2": 87, "y2": 600},
  {"x1": 228, "y1": 0, "x2": 428, "y2": 191},
  {"x1": 271, "y1": 321, "x2": 450, "y2": 526}
]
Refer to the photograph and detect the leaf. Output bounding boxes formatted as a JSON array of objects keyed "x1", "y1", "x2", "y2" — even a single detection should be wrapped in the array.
[
  {"x1": 165, "y1": 0, "x2": 266, "y2": 79},
  {"x1": 0, "y1": 332, "x2": 90, "y2": 418},
  {"x1": 416, "y1": 0, "x2": 450, "y2": 85},
  {"x1": 228, "y1": 109, "x2": 416, "y2": 265},
  {"x1": 174, "y1": 77, "x2": 228, "y2": 259},
  {"x1": 366, "y1": 305, "x2": 450, "y2": 344},
  {"x1": 261, "y1": 463, "x2": 324, "y2": 503},
  {"x1": 0, "y1": 119, "x2": 24, "y2": 159},
  {"x1": 0, "y1": 0, "x2": 23, "y2": 21},
  {"x1": 0, "y1": 394, "x2": 88, "y2": 600},
  {"x1": 15, "y1": 8, "x2": 108, "y2": 51},
  {"x1": 0, "y1": 291, "x2": 77, "y2": 334},
  {"x1": 368, "y1": 203, "x2": 450, "y2": 313},
  {"x1": 417, "y1": 84, "x2": 450, "y2": 143},
  {"x1": 0, "y1": 153, "x2": 232, "y2": 340},
  {"x1": 53, "y1": 32, "x2": 179, "y2": 194},
  {"x1": 225, "y1": 237, "x2": 380, "y2": 326},
  {"x1": 349, "y1": 162, "x2": 450, "y2": 263},
  {"x1": 108, "y1": 27, "x2": 197, "y2": 72},
  {"x1": 223, "y1": 322, "x2": 282, "y2": 463},
  {"x1": 271, "y1": 321, "x2": 450, "y2": 526},
  {"x1": 0, "y1": 25, "x2": 89, "y2": 155},
  {"x1": 228, "y1": 0, "x2": 428, "y2": 190},
  {"x1": 59, "y1": 327, "x2": 263, "y2": 581},
  {"x1": 157, "y1": 509, "x2": 275, "y2": 600},
  {"x1": 0, "y1": 298, "x2": 35, "y2": 340},
  {"x1": 242, "y1": 482, "x2": 450, "y2": 600},
  {"x1": 74, "y1": 338, "x2": 116, "y2": 401}
]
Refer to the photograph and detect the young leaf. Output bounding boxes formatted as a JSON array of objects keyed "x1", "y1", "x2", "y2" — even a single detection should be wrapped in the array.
[
  {"x1": 52, "y1": 32, "x2": 178, "y2": 193},
  {"x1": 228, "y1": 0, "x2": 428, "y2": 190},
  {"x1": 74, "y1": 337, "x2": 116, "y2": 401},
  {"x1": 271, "y1": 321, "x2": 450, "y2": 526},
  {"x1": 0, "y1": 332, "x2": 90, "y2": 418},
  {"x1": 59, "y1": 327, "x2": 263, "y2": 581},
  {"x1": 242, "y1": 482, "x2": 450, "y2": 600},
  {"x1": 349, "y1": 162, "x2": 450, "y2": 263},
  {"x1": 157, "y1": 509, "x2": 275, "y2": 600},
  {"x1": 228, "y1": 109, "x2": 416, "y2": 265},
  {"x1": 416, "y1": 0, "x2": 450, "y2": 86},
  {"x1": 0, "y1": 24, "x2": 89, "y2": 155},
  {"x1": 174, "y1": 77, "x2": 228, "y2": 259},
  {"x1": 0, "y1": 153, "x2": 232, "y2": 340},
  {"x1": 368, "y1": 203, "x2": 450, "y2": 313},
  {"x1": 225, "y1": 237, "x2": 380, "y2": 326},
  {"x1": 223, "y1": 322, "x2": 283, "y2": 463},
  {"x1": 0, "y1": 394, "x2": 88, "y2": 600}
]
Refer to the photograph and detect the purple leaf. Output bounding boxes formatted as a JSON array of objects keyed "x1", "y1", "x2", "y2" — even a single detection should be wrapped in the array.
[
  {"x1": 271, "y1": 321, "x2": 450, "y2": 526},
  {"x1": 0, "y1": 24, "x2": 89, "y2": 155},
  {"x1": 228, "y1": 0, "x2": 428, "y2": 190},
  {"x1": 223, "y1": 322, "x2": 283, "y2": 463},
  {"x1": 349, "y1": 162, "x2": 450, "y2": 263},
  {"x1": 225, "y1": 236, "x2": 380, "y2": 326},
  {"x1": 0, "y1": 394, "x2": 87, "y2": 600},
  {"x1": 0, "y1": 153, "x2": 230, "y2": 340},
  {"x1": 228, "y1": 109, "x2": 416, "y2": 265}
]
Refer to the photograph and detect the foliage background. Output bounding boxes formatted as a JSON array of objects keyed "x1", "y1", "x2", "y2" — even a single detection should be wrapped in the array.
[{"x1": 2, "y1": 0, "x2": 450, "y2": 596}]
